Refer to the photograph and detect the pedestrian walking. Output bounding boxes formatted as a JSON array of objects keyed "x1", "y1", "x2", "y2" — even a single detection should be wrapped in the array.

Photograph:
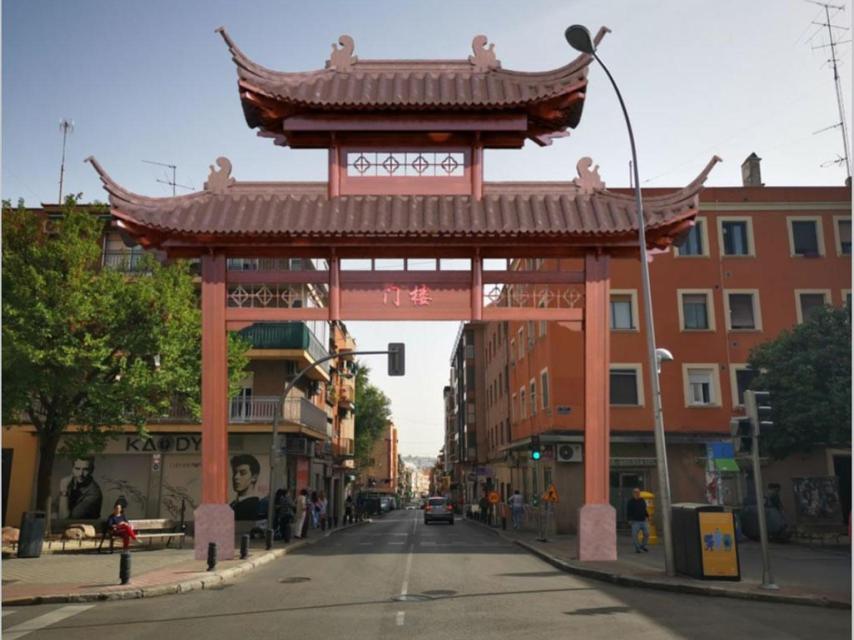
[
  {"x1": 344, "y1": 495, "x2": 354, "y2": 525},
  {"x1": 627, "y1": 488, "x2": 650, "y2": 553},
  {"x1": 509, "y1": 489, "x2": 524, "y2": 529},
  {"x1": 275, "y1": 488, "x2": 295, "y2": 543},
  {"x1": 310, "y1": 491, "x2": 320, "y2": 529},
  {"x1": 318, "y1": 491, "x2": 329, "y2": 531},
  {"x1": 295, "y1": 488, "x2": 308, "y2": 539}
]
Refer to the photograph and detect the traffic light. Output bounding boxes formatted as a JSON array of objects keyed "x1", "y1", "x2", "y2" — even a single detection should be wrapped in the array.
[
  {"x1": 530, "y1": 435, "x2": 542, "y2": 461},
  {"x1": 387, "y1": 342, "x2": 405, "y2": 376},
  {"x1": 745, "y1": 390, "x2": 773, "y2": 434},
  {"x1": 730, "y1": 417, "x2": 753, "y2": 455}
]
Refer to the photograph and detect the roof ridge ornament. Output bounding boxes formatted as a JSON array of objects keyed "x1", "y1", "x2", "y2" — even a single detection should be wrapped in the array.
[
  {"x1": 468, "y1": 35, "x2": 500, "y2": 72},
  {"x1": 573, "y1": 157, "x2": 606, "y2": 194},
  {"x1": 205, "y1": 157, "x2": 235, "y2": 193},
  {"x1": 328, "y1": 35, "x2": 358, "y2": 72}
]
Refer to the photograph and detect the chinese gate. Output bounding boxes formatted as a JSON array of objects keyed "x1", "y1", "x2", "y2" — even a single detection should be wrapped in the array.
[{"x1": 90, "y1": 27, "x2": 717, "y2": 561}]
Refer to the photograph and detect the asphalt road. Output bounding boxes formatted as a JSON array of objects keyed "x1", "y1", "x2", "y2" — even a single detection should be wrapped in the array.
[{"x1": 2, "y1": 509, "x2": 850, "y2": 640}]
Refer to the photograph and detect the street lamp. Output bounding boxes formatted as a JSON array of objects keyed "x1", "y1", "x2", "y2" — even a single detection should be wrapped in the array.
[{"x1": 566, "y1": 25, "x2": 676, "y2": 577}]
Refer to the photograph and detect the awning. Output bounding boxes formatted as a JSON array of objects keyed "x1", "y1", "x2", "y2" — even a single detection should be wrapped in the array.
[{"x1": 714, "y1": 458, "x2": 740, "y2": 472}]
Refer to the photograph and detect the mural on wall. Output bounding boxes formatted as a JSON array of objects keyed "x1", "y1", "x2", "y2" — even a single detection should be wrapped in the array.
[
  {"x1": 52, "y1": 435, "x2": 271, "y2": 522},
  {"x1": 792, "y1": 476, "x2": 843, "y2": 525},
  {"x1": 160, "y1": 456, "x2": 201, "y2": 521},
  {"x1": 53, "y1": 455, "x2": 149, "y2": 520}
]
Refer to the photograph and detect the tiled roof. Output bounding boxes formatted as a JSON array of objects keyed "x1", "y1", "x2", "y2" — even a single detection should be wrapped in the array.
[
  {"x1": 216, "y1": 28, "x2": 609, "y2": 143},
  {"x1": 87, "y1": 156, "x2": 719, "y2": 248}
]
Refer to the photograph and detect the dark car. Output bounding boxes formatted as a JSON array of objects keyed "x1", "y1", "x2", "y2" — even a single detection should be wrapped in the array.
[{"x1": 424, "y1": 496, "x2": 454, "y2": 525}]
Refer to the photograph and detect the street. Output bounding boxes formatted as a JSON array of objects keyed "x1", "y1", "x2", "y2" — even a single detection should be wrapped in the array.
[{"x1": 2, "y1": 510, "x2": 850, "y2": 640}]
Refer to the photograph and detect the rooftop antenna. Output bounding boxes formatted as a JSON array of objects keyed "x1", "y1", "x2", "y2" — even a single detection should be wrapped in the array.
[
  {"x1": 142, "y1": 159, "x2": 193, "y2": 196},
  {"x1": 58, "y1": 119, "x2": 74, "y2": 203},
  {"x1": 806, "y1": 0, "x2": 852, "y2": 180}
]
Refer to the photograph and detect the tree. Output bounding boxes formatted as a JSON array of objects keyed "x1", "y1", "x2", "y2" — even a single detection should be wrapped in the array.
[
  {"x1": 353, "y1": 363, "x2": 392, "y2": 468},
  {"x1": 2, "y1": 198, "x2": 250, "y2": 512},
  {"x1": 748, "y1": 305, "x2": 851, "y2": 458}
]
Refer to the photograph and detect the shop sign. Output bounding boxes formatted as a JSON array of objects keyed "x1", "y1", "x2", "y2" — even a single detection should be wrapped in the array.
[{"x1": 125, "y1": 435, "x2": 202, "y2": 453}]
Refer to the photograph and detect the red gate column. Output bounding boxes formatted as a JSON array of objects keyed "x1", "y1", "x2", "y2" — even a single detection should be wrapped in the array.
[
  {"x1": 194, "y1": 251, "x2": 235, "y2": 560},
  {"x1": 577, "y1": 252, "x2": 617, "y2": 561}
]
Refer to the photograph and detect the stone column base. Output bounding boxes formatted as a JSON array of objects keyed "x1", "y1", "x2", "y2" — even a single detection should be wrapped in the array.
[
  {"x1": 194, "y1": 503, "x2": 235, "y2": 561},
  {"x1": 577, "y1": 503, "x2": 617, "y2": 561}
]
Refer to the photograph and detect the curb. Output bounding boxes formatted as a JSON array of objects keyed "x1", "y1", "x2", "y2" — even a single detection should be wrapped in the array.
[
  {"x1": 464, "y1": 519, "x2": 850, "y2": 610},
  {"x1": 3, "y1": 520, "x2": 368, "y2": 606}
]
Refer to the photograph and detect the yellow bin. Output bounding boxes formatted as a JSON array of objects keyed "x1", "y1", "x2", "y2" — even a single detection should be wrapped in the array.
[{"x1": 639, "y1": 490, "x2": 659, "y2": 544}]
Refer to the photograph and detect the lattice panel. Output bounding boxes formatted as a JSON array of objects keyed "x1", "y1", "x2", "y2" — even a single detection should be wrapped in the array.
[
  {"x1": 227, "y1": 284, "x2": 328, "y2": 308},
  {"x1": 483, "y1": 284, "x2": 585, "y2": 309},
  {"x1": 346, "y1": 152, "x2": 465, "y2": 177}
]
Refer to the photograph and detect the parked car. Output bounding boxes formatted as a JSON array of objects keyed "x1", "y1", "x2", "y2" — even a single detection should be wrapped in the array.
[
  {"x1": 379, "y1": 496, "x2": 393, "y2": 513},
  {"x1": 424, "y1": 496, "x2": 454, "y2": 525}
]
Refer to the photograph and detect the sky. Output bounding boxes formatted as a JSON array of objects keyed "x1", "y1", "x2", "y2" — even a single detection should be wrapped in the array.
[{"x1": 3, "y1": 0, "x2": 851, "y2": 456}]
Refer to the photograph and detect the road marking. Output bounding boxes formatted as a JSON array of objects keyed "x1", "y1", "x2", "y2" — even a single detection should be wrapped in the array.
[
  {"x1": 388, "y1": 541, "x2": 405, "y2": 545},
  {"x1": 2, "y1": 609, "x2": 17, "y2": 618},
  {"x1": 400, "y1": 512, "x2": 418, "y2": 596},
  {"x1": 3, "y1": 604, "x2": 94, "y2": 640},
  {"x1": 396, "y1": 611, "x2": 405, "y2": 626}
]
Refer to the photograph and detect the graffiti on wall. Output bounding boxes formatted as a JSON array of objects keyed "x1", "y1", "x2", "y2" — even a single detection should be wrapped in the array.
[{"x1": 791, "y1": 476, "x2": 842, "y2": 525}]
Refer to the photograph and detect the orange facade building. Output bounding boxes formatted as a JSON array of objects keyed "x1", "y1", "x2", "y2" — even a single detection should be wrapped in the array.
[{"x1": 471, "y1": 157, "x2": 851, "y2": 533}]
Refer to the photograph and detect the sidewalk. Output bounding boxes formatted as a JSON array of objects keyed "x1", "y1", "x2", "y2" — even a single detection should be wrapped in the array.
[
  {"x1": 2, "y1": 521, "x2": 366, "y2": 606},
  {"x1": 467, "y1": 518, "x2": 851, "y2": 609}
]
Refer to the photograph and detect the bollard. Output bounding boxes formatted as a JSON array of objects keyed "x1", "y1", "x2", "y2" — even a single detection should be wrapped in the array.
[
  {"x1": 119, "y1": 551, "x2": 131, "y2": 585},
  {"x1": 240, "y1": 534, "x2": 249, "y2": 559},
  {"x1": 265, "y1": 528, "x2": 273, "y2": 550},
  {"x1": 207, "y1": 541, "x2": 217, "y2": 571}
]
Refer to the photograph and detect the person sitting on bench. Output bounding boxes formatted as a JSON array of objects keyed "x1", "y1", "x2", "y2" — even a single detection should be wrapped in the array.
[{"x1": 106, "y1": 502, "x2": 137, "y2": 550}]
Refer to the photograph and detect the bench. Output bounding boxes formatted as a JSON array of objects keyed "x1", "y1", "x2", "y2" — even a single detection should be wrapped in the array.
[{"x1": 98, "y1": 518, "x2": 185, "y2": 553}]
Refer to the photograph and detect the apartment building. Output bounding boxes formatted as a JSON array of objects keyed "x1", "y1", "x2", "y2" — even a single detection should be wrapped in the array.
[
  {"x1": 469, "y1": 157, "x2": 851, "y2": 533},
  {"x1": 358, "y1": 422, "x2": 399, "y2": 495},
  {"x1": 2, "y1": 215, "x2": 359, "y2": 529}
]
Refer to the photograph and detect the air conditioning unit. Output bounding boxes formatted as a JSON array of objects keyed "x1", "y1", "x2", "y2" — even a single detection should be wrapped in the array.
[{"x1": 556, "y1": 443, "x2": 583, "y2": 463}]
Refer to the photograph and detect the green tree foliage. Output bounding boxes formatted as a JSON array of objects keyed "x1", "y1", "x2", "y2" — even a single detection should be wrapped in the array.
[
  {"x1": 353, "y1": 363, "x2": 392, "y2": 468},
  {"x1": 748, "y1": 305, "x2": 851, "y2": 458},
  {"x1": 2, "y1": 198, "x2": 250, "y2": 510}
]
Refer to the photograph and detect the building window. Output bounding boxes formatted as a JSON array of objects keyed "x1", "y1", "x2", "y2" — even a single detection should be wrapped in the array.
[
  {"x1": 610, "y1": 366, "x2": 643, "y2": 406},
  {"x1": 511, "y1": 394, "x2": 517, "y2": 422},
  {"x1": 721, "y1": 219, "x2": 751, "y2": 256},
  {"x1": 530, "y1": 379, "x2": 537, "y2": 416},
  {"x1": 675, "y1": 218, "x2": 707, "y2": 257},
  {"x1": 684, "y1": 366, "x2": 720, "y2": 407},
  {"x1": 517, "y1": 328, "x2": 524, "y2": 361},
  {"x1": 834, "y1": 217, "x2": 851, "y2": 256},
  {"x1": 845, "y1": 290, "x2": 852, "y2": 309},
  {"x1": 679, "y1": 290, "x2": 714, "y2": 331},
  {"x1": 498, "y1": 372, "x2": 503, "y2": 397},
  {"x1": 796, "y1": 290, "x2": 830, "y2": 324},
  {"x1": 725, "y1": 291, "x2": 761, "y2": 331},
  {"x1": 509, "y1": 339, "x2": 515, "y2": 364},
  {"x1": 520, "y1": 389, "x2": 526, "y2": 419},
  {"x1": 540, "y1": 369, "x2": 550, "y2": 410},
  {"x1": 730, "y1": 365, "x2": 758, "y2": 407},
  {"x1": 788, "y1": 217, "x2": 824, "y2": 257},
  {"x1": 610, "y1": 291, "x2": 637, "y2": 330}
]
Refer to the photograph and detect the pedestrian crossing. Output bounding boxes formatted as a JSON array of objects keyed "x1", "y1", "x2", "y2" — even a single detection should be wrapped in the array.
[{"x1": 2, "y1": 604, "x2": 94, "y2": 639}]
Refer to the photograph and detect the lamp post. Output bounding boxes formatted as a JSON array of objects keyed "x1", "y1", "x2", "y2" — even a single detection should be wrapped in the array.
[{"x1": 566, "y1": 25, "x2": 676, "y2": 576}]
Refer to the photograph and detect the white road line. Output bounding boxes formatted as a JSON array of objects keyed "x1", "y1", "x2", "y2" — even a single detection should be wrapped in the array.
[
  {"x1": 396, "y1": 611, "x2": 405, "y2": 626},
  {"x1": 3, "y1": 604, "x2": 94, "y2": 640},
  {"x1": 2, "y1": 609, "x2": 17, "y2": 618},
  {"x1": 400, "y1": 512, "x2": 418, "y2": 596}
]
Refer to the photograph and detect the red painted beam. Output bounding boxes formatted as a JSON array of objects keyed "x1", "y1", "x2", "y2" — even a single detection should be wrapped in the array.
[{"x1": 282, "y1": 113, "x2": 528, "y2": 132}]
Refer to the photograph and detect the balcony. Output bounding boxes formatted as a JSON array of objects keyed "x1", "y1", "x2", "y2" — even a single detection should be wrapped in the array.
[
  {"x1": 238, "y1": 322, "x2": 330, "y2": 379},
  {"x1": 229, "y1": 396, "x2": 329, "y2": 438},
  {"x1": 334, "y1": 437, "x2": 355, "y2": 459},
  {"x1": 102, "y1": 251, "x2": 150, "y2": 273}
]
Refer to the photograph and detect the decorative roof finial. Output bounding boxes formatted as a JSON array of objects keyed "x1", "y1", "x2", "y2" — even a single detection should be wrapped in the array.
[
  {"x1": 468, "y1": 35, "x2": 500, "y2": 72},
  {"x1": 573, "y1": 157, "x2": 606, "y2": 194},
  {"x1": 328, "y1": 35, "x2": 357, "y2": 72},
  {"x1": 204, "y1": 157, "x2": 235, "y2": 193}
]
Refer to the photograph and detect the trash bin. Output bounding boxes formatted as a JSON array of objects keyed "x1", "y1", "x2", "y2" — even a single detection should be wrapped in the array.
[
  {"x1": 671, "y1": 503, "x2": 740, "y2": 581},
  {"x1": 18, "y1": 511, "x2": 46, "y2": 558}
]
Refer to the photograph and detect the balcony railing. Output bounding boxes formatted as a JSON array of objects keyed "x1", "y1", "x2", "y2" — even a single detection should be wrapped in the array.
[
  {"x1": 230, "y1": 396, "x2": 328, "y2": 437},
  {"x1": 334, "y1": 437, "x2": 355, "y2": 458},
  {"x1": 237, "y1": 322, "x2": 330, "y2": 374},
  {"x1": 102, "y1": 251, "x2": 149, "y2": 273}
]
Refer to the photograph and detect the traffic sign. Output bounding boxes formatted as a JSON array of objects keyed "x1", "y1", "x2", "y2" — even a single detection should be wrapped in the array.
[
  {"x1": 488, "y1": 491, "x2": 500, "y2": 504},
  {"x1": 543, "y1": 484, "x2": 559, "y2": 503}
]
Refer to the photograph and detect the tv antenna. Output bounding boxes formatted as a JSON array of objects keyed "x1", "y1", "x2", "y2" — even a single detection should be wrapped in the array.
[
  {"x1": 806, "y1": 0, "x2": 852, "y2": 179},
  {"x1": 58, "y1": 119, "x2": 74, "y2": 203},
  {"x1": 142, "y1": 160, "x2": 193, "y2": 196}
]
